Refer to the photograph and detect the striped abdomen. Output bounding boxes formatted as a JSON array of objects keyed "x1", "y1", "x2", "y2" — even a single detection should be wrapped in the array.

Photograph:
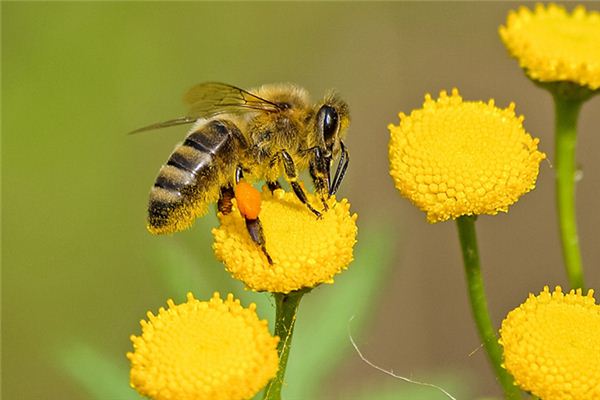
[{"x1": 148, "y1": 120, "x2": 244, "y2": 234}]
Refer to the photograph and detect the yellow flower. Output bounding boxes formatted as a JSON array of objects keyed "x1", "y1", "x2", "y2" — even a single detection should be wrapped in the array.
[
  {"x1": 212, "y1": 188, "x2": 357, "y2": 294},
  {"x1": 500, "y1": 286, "x2": 600, "y2": 400},
  {"x1": 388, "y1": 89, "x2": 545, "y2": 223},
  {"x1": 127, "y1": 292, "x2": 279, "y2": 400},
  {"x1": 500, "y1": 3, "x2": 600, "y2": 90}
]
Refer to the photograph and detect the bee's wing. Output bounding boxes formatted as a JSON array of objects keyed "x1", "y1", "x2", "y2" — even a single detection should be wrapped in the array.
[
  {"x1": 184, "y1": 82, "x2": 283, "y2": 117},
  {"x1": 129, "y1": 82, "x2": 283, "y2": 134}
]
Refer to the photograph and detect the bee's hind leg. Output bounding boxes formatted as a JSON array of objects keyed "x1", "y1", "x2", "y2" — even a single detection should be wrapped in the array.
[
  {"x1": 232, "y1": 167, "x2": 273, "y2": 264},
  {"x1": 218, "y1": 185, "x2": 235, "y2": 215},
  {"x1": 245, "y1": 217, "x2": 273, "y2": 265}
]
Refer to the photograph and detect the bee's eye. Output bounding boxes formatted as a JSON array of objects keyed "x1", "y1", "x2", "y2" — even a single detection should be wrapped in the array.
[{"x1": 319, "y1": 105, "x2": 339, "y2": 141}]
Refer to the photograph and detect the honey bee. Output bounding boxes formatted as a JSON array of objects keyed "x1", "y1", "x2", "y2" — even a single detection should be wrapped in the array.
[{"x1": 132, "y1": 82, "x2": 350, "y2": 262}]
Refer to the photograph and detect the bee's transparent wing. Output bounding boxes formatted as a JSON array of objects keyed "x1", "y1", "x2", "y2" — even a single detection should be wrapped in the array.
[
  {"x1": 184, "y1": 82, "x2": 283, "y2": 117},
  {"x1": 129, "y1": 82, "x2": 282, "y2": 134}
]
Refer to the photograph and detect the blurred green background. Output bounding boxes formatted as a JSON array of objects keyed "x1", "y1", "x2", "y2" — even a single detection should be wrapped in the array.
[{"x1": 3, "y1": 2, "x2": 599, "y2": 399}]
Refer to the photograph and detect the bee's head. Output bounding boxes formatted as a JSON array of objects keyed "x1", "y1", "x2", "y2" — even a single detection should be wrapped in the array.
[
  {"x1": 316, "y1": 94, "x2": 350, "y2": 157},
  {"x1": 313, "y1": 93, "x2": 350, "y2": 195}
]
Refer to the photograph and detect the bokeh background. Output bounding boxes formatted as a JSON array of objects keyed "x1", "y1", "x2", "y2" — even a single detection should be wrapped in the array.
[{"x1": 3, "y1": 2, "x2": 599, "y2": 399}]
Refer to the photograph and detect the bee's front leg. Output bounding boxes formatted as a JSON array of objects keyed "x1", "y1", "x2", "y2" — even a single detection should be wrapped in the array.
[
  {"x1": 330, "y1": 141, "x2": 349, "y2": 196},
  {"x1": 309, "y1": 147, "x2": 331, "y2": 211},
  {"x1": 267, "y1": 180, "x2": 282, "y2": 193},
  {"x1": 279, "y1": 150, "x2": 322, "y2": 218}
]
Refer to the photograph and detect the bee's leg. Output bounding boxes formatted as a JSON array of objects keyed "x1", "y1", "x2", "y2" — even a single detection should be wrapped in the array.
[
  {"x1": 280, "y1": 150, "x2": 321, "y2": 218},
  {"x1": 309, "y1": 147, "x2": 331, "y2": 210},
  {"x1": 218, "y1": 185, "x2": 235, "y2": 215},
  {"x1": 235, "y1": 165, "x2": 244, "y2": 183},
  {"x1": 330, "y1": 141, "x2": 349, "y2": 195},
  {"x1": 233, "y1": 166, "x2": 273, "y2": 264},
  {"x1": 267, "y1": 180, "x2": 282, "y2": 193},
  {"x1": 245, "y1": 217, "x2": 273, "y2": 265}
]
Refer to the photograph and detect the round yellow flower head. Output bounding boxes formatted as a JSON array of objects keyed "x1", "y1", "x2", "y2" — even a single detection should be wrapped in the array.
[
  {"x1": 388, "y1": 89, "x2": 546, "y2": 223},
  {"x1": 500, "y1": 3, "x2": 600, "y2": 90},
  {"x1": 212, "y1": 188, "x2": 357, "y2": 294},
  {"x1": 500, "y1": 286, "x2": 600, "y2": 400},
  {"x1": 127, "y1": 292, "x2": 279, "y2": 400}
]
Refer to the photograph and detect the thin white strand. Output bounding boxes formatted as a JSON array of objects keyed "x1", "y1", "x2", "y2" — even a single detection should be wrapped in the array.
[
  {"x1": 468, "y1": 343, "x2": 484, "y2": 358},
  {"x1": 348, "y1": 317, "x2": 458, "y2": 400}
]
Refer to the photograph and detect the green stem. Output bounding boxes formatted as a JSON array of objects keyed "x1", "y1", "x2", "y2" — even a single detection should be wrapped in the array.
[
  {"x1": 553, "y1": 93, "x2": 585, "y2": 290},
  {"x1": 262, "y1": 290, "x2": 306, "y2": 400},
  {"x1": 455, "y1": 216, "x2": 522, "y2": 400}
]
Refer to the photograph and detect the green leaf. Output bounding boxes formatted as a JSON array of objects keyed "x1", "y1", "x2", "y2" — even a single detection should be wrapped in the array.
[
  {"x1": 57, "y1": 341, "x2": 139, "y2": 400},
  {"x1": 283, "y1": 221, "x2": 396, "y2": 398},
  {"x1": 151, "y1": 240, "x2": 209, "y2": 296},
  {"x1": 149, "y1": 225, "x2": 276, "y2": 326},
  {"x1": 149, "y1": 216, "x2": 240, "y2": 300},
  {"x1": 350, "y1": 372, "x2": 473, "y2": 400}
]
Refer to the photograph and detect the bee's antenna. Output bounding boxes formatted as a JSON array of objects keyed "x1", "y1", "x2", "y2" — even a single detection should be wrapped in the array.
[{"x1": 129, "y1": 117, "x2": 197, "y2": 134}]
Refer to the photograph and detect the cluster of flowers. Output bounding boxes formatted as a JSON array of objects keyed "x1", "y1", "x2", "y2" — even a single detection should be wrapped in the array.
[
  {"x1": 127, "y1": 3, "x2": 599, "y2": 400},
  {"x1": 128, "y1": 189, "x2": 357, "y2": 400},
  {"x1": 387, "y1": 4, "x2": 599, "y2": 399}
]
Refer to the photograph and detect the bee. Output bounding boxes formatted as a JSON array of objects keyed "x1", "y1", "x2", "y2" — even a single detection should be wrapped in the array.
[{"x1": 132, "y1": 82, "x2": 350, "y2": 262}]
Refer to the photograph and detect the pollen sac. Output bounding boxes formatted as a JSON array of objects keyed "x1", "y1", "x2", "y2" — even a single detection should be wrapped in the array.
[
  {"x1": 388, "y1": 89, "x2": 546, "y2": 223},
  {"x1": 234, "y1": 181, "x2": 262, "y2": 220}
]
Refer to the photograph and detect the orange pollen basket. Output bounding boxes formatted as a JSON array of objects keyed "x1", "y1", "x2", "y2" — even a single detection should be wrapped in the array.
[{"x1": 234, "y1": 181, "x2": 262, "y2": 220}]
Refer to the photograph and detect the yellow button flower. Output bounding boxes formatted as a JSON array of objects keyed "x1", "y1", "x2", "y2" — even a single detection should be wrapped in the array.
[
  {"x1": 500, "y1": 3, "x2": 600, "y2": 90},
  {"x1": 127, "y1": 292, "x2": 279, "y2": 400},
  {"x1": 388, "y1": 89, "x2": 546, "y2": 223},
  {"x1": 500, "y1": 286, "x2": 600, "y2": 400},
  {"x1": 212, "y1": 188, "x2": 357, "y2": 294}
]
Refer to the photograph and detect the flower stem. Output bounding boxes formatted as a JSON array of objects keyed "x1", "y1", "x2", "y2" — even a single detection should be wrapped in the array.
[
  {"x1": 553, "y1": 93, "x2": 585, "y2": 290},
  {"x1": 262, "y1": 290, "x2": 306, "y2": 400},
  {"x1": 455, "y1": 216, "x2": 521, "y2": 400}
]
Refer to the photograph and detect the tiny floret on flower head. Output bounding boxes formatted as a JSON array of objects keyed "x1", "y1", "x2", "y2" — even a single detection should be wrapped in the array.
[
  {"x1": 500, "y1": 3, "x2": 600, "y2": 90},
  {"x1": 388, "y1": 89, "x2": 545, "y2": 223},
  {"x1": 500, "y1": 286, "x2": 600, "y2": 400},
  {"x1": 212, "y1": 188, "x2": 358, "y2": 294},
  {"x1": 127, "y1": 292, "x2": 279, "y2": 400}
]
